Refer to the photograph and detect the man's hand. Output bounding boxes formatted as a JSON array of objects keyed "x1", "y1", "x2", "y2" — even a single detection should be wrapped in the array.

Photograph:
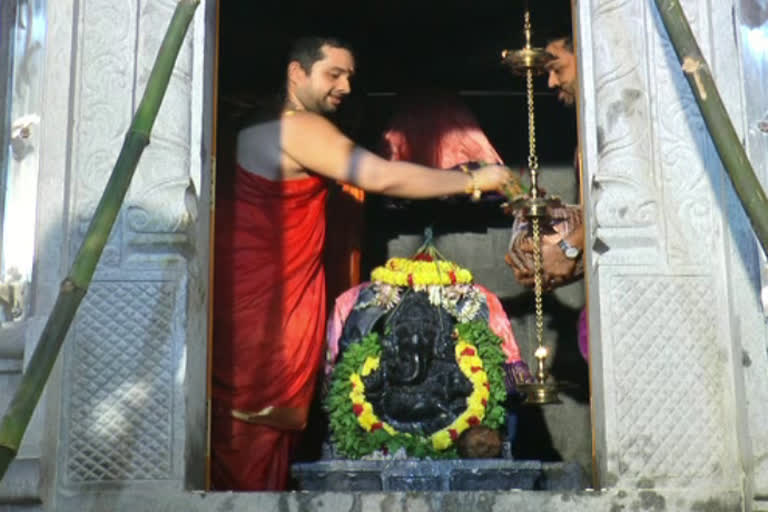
[
  {"x1": 509, "y1": 232, "x2": 581, "y2": 292},
  {"x1": 473, "y1": 165, "x2": 518, "y2": 193}
]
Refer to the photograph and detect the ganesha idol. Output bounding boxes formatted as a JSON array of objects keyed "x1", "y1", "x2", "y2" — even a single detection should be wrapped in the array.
[{"x1": 324, "y1": 249, "x2": 533, "y2": 459}]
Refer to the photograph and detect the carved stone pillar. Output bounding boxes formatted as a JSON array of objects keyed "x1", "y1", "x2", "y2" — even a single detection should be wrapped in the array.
[
  {"x1": 26, "y1": 0, "x2": 212, "y2": 509},
  {"x1": 733, "y1": 0, "x2": 768, "y2": 502},
  {"x1": 577, "y1": 0, "x2": 766, "y2": 502}
]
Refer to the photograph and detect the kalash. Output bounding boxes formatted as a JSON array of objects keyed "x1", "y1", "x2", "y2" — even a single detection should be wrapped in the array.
[{"x1": 324, "y1": 246, "x2": 533, "y2": 459}]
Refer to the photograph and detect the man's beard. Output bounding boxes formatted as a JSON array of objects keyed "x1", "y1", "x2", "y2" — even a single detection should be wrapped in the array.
[
  {"x1": 294, "y1": 88, "x2": 339, "y2": 116},
  {"x1": 309, "y1": 96, "x2": 341, "y2": 117},
  {"x1": 305, "y1": 98, "x2": 344, "y2": 124},
  {"x1": 558, "y1": 83, "x2": 576, "y2": 106}
]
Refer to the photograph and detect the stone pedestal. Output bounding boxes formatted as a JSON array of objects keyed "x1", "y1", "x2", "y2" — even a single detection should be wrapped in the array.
[{"x1": 292, "y1": 459, "x2": 589, "y2": 492}]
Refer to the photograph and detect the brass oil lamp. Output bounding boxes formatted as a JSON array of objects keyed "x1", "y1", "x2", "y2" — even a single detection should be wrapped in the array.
[{"x1": 502, "y1": 5, "x2": 564, "y2": 405}]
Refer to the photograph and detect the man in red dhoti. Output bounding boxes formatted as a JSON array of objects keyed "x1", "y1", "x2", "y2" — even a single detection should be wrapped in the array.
[{"x1": 212, "y1": 37, "x2": 518, "y2": 491}]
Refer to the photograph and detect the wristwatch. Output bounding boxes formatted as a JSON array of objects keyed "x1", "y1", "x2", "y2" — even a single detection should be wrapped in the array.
[{"x1": 557, "y1": 238, "x2": 582, "y2": 260}]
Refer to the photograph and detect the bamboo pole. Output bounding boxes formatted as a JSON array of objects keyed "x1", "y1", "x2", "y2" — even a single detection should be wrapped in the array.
[
  {"x1": 654, "y1": 0, "x2": 768, "y2": 255},
  {"x1": 0, "y1": 0, "x2": 200, "y2": 482}
]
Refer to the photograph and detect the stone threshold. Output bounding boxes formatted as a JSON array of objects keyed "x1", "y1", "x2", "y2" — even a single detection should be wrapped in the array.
[{"x1": 43, "y1": 488, "x2": 743, "y2": 512}]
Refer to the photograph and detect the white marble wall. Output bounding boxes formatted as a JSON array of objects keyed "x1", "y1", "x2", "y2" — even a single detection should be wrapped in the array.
[
  {"x1": 0, "y1": 0, "x2": 48, "y2": 507},
  {"x1": 0, "y1": 0, "x2": 213, "y2": 509},
  {"x1": 578, "y1": 0, "x2": 768, "y2": 501},
  {"x1": 734, "y1": 0, "x2": 768, "y2": 502}
]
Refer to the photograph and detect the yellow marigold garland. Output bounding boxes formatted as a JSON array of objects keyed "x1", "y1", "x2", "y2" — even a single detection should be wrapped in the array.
[
  {"x1": 348, "y1": 340, "x2": 491, "y2": 451},
  {"x1": 429, "y1": 340, "x2": 490, "y2": 450},
  {"x1": 349, "y1": 364, "x2": 397, "y2": 435},
  {"x1": 371, "y1": 257, "x2": 473, "y2": 287}
]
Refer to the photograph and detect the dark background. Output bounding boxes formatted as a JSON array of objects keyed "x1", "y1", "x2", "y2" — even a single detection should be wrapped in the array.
[{"x1": 218, "y1": 0, "x2": 577, "y2": 166}]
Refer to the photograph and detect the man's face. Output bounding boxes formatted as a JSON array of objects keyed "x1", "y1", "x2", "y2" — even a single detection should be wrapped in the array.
[
  {"x1": 545, "y1": 39, "x2": 577, "y2": 106},
  {"x1": 290, "y1": 45, "x2": 355, "y2": 114}
]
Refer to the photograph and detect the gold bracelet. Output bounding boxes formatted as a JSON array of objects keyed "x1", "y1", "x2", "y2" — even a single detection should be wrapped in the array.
[{"x1": 463, "y1": 170, "x2": 482, "y2": 202}]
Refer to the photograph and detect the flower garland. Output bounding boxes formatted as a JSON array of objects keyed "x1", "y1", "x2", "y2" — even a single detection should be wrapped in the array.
[
  {"x1": 326, "y1": 322, "x2": 507, "y2": 459},
  {"x1": 355, "y1": 282, "x2": 485, "y2": 324},
  {"x1": 348, "y1": 359, "x2": 396, "y2": 436},
  {"x1": 362, "y1": 254, "x2": 484, "y2": 323},
  {"x1": 429, "y1": 340, "x2": 490, "y2": 450},
  {"x1": 371, "y1": 257, "x2": 473, "y2": 288}
]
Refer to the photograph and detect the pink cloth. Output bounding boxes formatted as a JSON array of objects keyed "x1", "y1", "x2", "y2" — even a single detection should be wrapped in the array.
[
  {"x1": 325, "y1": 283, "x2": 367, "y2": 377},
  {"x1": 324, "y1": 282, "x2": 523, "y2": 376},
  {"x1": 578, "y1": 307, "x2": 589, "y2": 361},
  {"x1": 476, "y1": 285, "x2": 522, "y2": 363},
  {"x1": 380, "y1": 95, "x2": 503, "y2": 169}
]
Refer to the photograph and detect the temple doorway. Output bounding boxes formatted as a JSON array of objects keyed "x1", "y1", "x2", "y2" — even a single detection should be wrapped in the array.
[{"x1": 211, "y1": 0, "x2": 590, "y2": 490}]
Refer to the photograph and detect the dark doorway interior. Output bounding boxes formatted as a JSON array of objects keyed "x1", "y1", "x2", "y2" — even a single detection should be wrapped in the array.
[
  {"x1": 215, "y1": 0, "x2": 589, "y2": 484},
  {"x1": 218, "y1": 1, "x2": 575, "y2": 162}
]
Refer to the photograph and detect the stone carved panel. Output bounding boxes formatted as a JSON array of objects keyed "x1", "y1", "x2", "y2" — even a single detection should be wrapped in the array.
[
  {"x1": 590, "y1": 0, "x2": 659, "y2": 244},
  {"x1": 124, "y1": 153, "x2": 196, "y2": 267},
  {"x1": 137, "y1": 0, "x2": 193, "y2": 151},
  {"x1": 647, "y1": 0, "x2": 718, "y2": 266},
  {"x1": 72, "y1": 0, "x2": 138, "y2": 269},
  {"x1": 63, "y1": 281, "x2": 175, "y2": 484},
  {"x1": 586, "y1": 0, "x2": 721, "y2": 265},
  {"x1": 126, "y1": 0, "x2": 195, "y2": 261},
  {"x1": 610, "y1": 275, "x2": 726, "y2": 480},
  {"x1": 126, "y1": 177, "x2": 194, "y2": 236},
  {"x1": 72, "y1": 0, "x2": 196, "y2": 269}
]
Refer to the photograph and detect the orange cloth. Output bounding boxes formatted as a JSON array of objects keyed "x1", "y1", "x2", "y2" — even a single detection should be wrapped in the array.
[
  {"x1": 212, "y1": 165, "x2": 328, "y2": 490},
  {"x1": 324, "y1": 183, "x2": 365, "y2": 306}
]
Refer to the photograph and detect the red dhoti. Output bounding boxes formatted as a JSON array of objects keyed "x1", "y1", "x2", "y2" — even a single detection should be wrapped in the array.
[{"x1": 212, "y1": 165, "x2": 328, "y2": 490}]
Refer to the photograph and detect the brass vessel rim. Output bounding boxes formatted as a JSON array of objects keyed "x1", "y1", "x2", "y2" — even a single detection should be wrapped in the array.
[
  {"x1": 501, "y1": 47, "x2": 553, "y2": 75},
  {"x1": 517, "y1": 382, "x2": 563, "y2": 405}
]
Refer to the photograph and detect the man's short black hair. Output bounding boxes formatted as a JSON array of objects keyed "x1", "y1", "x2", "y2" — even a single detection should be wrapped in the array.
[
  {"x1": 547, "y1": 35, "x2": 573, "y2": 52},
  {"x1": 288, "y1": 36, "x2": 355, "y2": 73},
  {"x1": 542, "y1": 22, "x2": 574, "y2": 52}
]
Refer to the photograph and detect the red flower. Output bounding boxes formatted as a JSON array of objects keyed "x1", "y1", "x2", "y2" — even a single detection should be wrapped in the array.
[
  {"x1": 468, "y1": 416, "x2": 480, "y2": 426},
  {"x1": 484, "y1": 382, "x2": 490, "y2": 390},
  {"x1": 461, "y1": 347, "x2": 476, "y2": 357},
  {"x1": 448, "y1": 270, "x2": 457, "y2": 285},
  {"x1": 482, "y1": 399, "x2": 488, "y2": 407},
  {"x1": 449, "y1": 429, "x2": 459, "y2": 441},
  {"x1": 407, "y1": 274, "x2": 414, "y2": 287},
  {"x1": 471, "y1": 366, "x2": 482, "y2": 373},
  {"x1": 413, "y1": 253, "x2": 433, "y2": 262},
  {"x1": 371, "y1": 422, "x2": 383, "y2": 432},
  {"x1": 352, "y1": 404, "x2": 364, "y2": 416}
]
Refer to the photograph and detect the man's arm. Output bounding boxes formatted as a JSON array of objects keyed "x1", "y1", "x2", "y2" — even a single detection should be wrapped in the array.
[{"x1": 281, "y1": 111, "x2": 505, "y2": 198}]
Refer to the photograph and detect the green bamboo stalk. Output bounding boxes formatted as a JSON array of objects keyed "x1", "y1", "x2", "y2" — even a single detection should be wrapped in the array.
[
  {"x1": 0, "y1": 0, "x2": 200, "y2": 482},
  {"x1": 654, "y1": 0, "x2": 768, "y2": 255}
]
